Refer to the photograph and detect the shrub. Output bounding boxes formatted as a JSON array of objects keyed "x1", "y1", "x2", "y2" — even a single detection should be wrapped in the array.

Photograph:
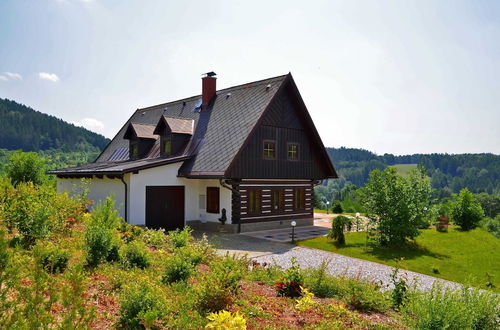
[
  {"x1": 162, "y1": 253, "x2": 195, "y2": 284},
  {"x1": 481, "y1": 214, "x2": 500, "y2": 238},
  {"x1": 205, "y1": 310, "x2": 246, "y2": 329},
  {"x1": 194, "y1": 256, "x2": 246, "y2": 312},
  {"x1": 248, "y1": 262, "x2": 283, "y2": 285},
  {"x1": 328, "y1": 215, "x2": 352, "y2": 245},
  {"x1": 303, "y1": 262, "x2": 390, "y2": 312},
  {"x1": 140, "y1": 228, "x2": 167, "y2": 248},
  {"x1": 85, "y1": 197, "x2": 122, "y2": 267},
  {"x1": 85, "y1": 223, "x2": 114, "y2": 268},
  {"x1": 34, "y1": 243, "x2": 70, "y2": 274},
  {"x1": 360, "y1": 167, "x2": 431, "y2": 245},
  {"x1": 119, "y1": 282, "x2": 166, "y2": 329},
  {"x1": 118, "y1": 222, "x2": 144, "y2": 243},
  {"x1": 402, "y1": 284, "x2": 500, "y2": 330},
  {"x1": 331, "y1": 201, "x2": 343, "y2": 214},
  {"x1": 6, "y1": 151, "x2": 46, "y2": 186},
  {"x1": 275, "y1": 257, "x2": 303, "y2": 298},
  {"x1": 121, "y1": 241, "x2": 150, "y2": 269},
  {"x1": 390, "y1": 267, "x2": 409, "y2": 309},
  {"x1": 167, "y1": 226, "x2": 193, "y2": 249},
  {"x1": 451, "y1": 189, "x2": 484, "y2": 231}
]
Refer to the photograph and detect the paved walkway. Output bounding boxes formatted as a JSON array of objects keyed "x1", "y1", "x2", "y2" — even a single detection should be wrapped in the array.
[{"x1": 196, "y1": 231, "x2": 462, "y2": 292}]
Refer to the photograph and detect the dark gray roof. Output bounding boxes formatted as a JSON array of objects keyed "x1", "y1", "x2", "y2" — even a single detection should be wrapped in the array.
[{"x1": 49, "y1": 74, "x2": 288, "y2": 176}]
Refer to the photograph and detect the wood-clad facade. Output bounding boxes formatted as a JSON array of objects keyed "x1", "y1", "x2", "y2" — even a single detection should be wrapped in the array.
[{"x1": 230, "y1": 180, "x2": 313, "y2": 224}]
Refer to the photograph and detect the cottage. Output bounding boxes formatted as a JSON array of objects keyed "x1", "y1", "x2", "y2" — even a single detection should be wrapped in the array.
[{"x1": 49, "y1": 73, "x2": 337, "y2": 233}]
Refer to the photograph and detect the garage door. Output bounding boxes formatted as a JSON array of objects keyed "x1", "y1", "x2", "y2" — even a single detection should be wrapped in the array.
[{"x1": 145, "y1": 186, "x2": 184, "y2": 231}]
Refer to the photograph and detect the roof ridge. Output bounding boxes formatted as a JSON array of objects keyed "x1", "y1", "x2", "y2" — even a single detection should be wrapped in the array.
[{"x1": 136, "y1": 73, "x2": 289, "y2": 112}]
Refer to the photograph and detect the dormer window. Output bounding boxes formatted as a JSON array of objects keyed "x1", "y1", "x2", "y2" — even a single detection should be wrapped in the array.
[
  {"x1": 154, "y1": 116, "x2": 194, "y2": 158},
  {"x1": 123, "y1": 123, "x2": 158, "y2": 160}
]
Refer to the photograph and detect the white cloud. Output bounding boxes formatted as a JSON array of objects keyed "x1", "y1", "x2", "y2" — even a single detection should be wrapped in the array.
[
  {"x1": 0, "y1": 76, "x2": 7, "y2": 81},
  {"x1": 38, "y1": 72, "x2": 60, "y2": 82},
  {"x1": 72, "y1": 117, "x2": 105, "y2": 134},
  {"x1": 4, "y1": 72, "x2": 22, "y2": 80}
]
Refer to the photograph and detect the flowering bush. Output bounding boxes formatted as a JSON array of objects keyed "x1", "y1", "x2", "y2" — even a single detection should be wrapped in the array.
[
  {"x1": 205, "y1": 310, "x2": 246, "y2": 329},
  {"x1": 275, "y1": 257, "x2": 303, "y2": 297}
]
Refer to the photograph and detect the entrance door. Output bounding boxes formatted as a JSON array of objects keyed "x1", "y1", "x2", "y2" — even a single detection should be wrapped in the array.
[{"x1": 145, "y1": 186, "x2": 185, "y2": 231}]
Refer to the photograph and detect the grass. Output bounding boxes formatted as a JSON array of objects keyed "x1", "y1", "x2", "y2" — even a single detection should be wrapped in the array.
[
  {"x1": 299, "y1": 227, "x2": 500, "y2": 292},
  {"x1": 391, "y1": 164, "x2": 418, "y2": 177}
]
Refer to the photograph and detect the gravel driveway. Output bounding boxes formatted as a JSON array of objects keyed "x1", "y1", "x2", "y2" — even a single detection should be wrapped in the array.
[
  {"x1": 254, "y1": 246, "x2": 462, "y2": 292},
  {"x1": 199, "y1": 231, "x2": 463, "y2": 292}
]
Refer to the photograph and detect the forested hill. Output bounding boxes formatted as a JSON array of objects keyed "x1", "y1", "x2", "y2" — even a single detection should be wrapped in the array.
[
  {"x1": 0, "y1": 98, "x2": 109, "y2": 152},
  {"x1": 327, "y1": 147, "x2": 500, "y2": 194}
]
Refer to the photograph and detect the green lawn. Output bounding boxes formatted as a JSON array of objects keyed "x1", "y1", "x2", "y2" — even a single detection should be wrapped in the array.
[
  {"x1": 298, "y1": 227, "x2": 500, "y2": 292},
  {"x1": 391, "y1": 164, "x2": 418, "y2": 177}
]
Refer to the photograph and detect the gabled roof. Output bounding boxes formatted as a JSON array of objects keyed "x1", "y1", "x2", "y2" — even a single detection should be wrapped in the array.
[
  {"x1": 123, "y1": 123, "x2": 157, "y2": 140},
  {"x1": 154, "y1": 116, "x2": 194, "y2": 135},
  {"x1": 49, "y1": 73, "x2": 336, "y2": 178}
]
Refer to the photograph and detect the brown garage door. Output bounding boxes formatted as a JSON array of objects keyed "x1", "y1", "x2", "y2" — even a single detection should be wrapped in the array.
[{"x1": 145, "y1": 186, "x2": 184, "y2": 231}]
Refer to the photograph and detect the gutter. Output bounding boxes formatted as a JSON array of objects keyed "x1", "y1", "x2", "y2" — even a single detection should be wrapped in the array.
[
  {"x1": 120, "y1": 175, "x2": 128, "y2": 223},
  {"x1": 219, "y1": 179, "x2": 242, "y2": 233}
]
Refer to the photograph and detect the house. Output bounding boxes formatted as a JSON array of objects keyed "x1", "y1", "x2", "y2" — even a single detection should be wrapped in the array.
[{"x1": 49, "y1": 73, "x2": 337, "y2": 233}]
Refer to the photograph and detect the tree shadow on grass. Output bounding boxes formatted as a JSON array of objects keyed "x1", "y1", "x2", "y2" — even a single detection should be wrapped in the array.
[{"x1": 356, "y1": 241, "x2": 450, "y2": 261}]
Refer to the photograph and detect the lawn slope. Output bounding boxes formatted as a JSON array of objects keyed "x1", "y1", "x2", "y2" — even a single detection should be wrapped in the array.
[{"x1": 299, "y1": 227, "x2": 500, "y2": 292}]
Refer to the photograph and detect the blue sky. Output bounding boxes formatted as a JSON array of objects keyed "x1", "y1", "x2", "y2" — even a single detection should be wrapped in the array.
[{"x1": 1, "y1": 0, "x2": 499, "y2": 155}]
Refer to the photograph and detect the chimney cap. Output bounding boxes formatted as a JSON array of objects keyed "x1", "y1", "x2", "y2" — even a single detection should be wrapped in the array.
[{"x1": 202, "y1": 71, "x2": 217, "y2": 78}]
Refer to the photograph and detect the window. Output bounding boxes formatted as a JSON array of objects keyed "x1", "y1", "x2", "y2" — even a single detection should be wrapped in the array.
[
  {"x1": 294, "y1": 188, "x2": 306, "y2": 210},
  {"x1": 263, "y1": 140, "x2": 276, "y2": 159},
  {"x1": 271, "y1": 189, "x2": 284, "y2": 212},
  {"x1": 161, "y1": 135, "x2": 172, "y2": 157},
  {"x1": 287, "y1": 143, "x2": 299, "y2": 160},
  {"x1": 248, "y1": 189, "x2": 262, "y2": 213},
  {"x1": 206, "y1": 187, "x2": 220, "y2": 213},
  {"x1": 130, "y1": 140, "x2": 139, "y2": 159}
]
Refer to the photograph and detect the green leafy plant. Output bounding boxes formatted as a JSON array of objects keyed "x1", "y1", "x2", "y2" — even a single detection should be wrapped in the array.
[
  {"x1": 167, "y1": 226, "x2": 193, "y2": 249},
  {"x1": 390, "y1": 266, "x2": 408, "y2": 310},
  {"x1": 451, "y1": 189, "x2": 485, "y2": 231},
  {"x1": 121, "y1": 240, "x2": 150, "y2": 269},
  {"x1": 140, "y1": 227, "x2": 167, "y2": 248},
  {"x1": 328, "y1": 215, "x2": 352, "y2": 245},
  {"x1": 402, "y1": 284, "x2": 499, "y2": 330},
  {"x1": 85, "y1": 196, "x2": 122, "y2": 267},
  {"x1": 34, "y1": 242, "x2": 70, "y2": 274},
  {"x1": 332, "y1": 201, "x2": 343, "y2": 214},
  {"x1": 119, "y1": 282, "x2": 166, "y2": 329},
  {"x1": 6, "y1": 151, "x2": 46, "y2": 186},
  {"x1": 295, "y1": 286, "x2": 317, "y2": 312},
  {"x1": 162, "y1": 253, "x2": 195, "y2": 284}
]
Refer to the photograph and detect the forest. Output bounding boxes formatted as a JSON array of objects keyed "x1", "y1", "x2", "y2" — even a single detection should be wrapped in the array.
[
  {"x1": 326, "y1": 147, "x2": 500, "y2": 195},
  {"x1": 0, "y1": 98, "x2": 109, "y2": 152}
]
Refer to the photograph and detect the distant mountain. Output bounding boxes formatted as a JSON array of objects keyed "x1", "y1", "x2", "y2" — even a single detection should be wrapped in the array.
[{"x1": 0, "y1": 98, "x2": 109, "y2": 152}]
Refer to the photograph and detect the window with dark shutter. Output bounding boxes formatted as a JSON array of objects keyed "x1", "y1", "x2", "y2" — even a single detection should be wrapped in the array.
[
  {"x1": 294, "y1": 188, "x2": 306, "y2": 210},
  {"x1": 271, "y1": 189, "x2": 284, "y2": 212},
  {"x1": 248, "y1": 189, "x2": 262, "y2": 213},
  {"x1": 206, "y1": 187, "x2": 220, "y2": 213},
  {"x1": 130, "y1": 140, "x2": 139, "y2": 159}
]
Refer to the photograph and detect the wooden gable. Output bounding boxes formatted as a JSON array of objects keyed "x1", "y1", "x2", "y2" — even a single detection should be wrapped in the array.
[{"x1": 225, "y1": 76, "x2": 337, "y2": 180}]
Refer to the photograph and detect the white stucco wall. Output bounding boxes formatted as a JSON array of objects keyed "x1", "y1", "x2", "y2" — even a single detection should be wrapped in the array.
[
  {"x1": 56, "y1": 177, "x2": 127, "y2": 219},
  {"x1": 127, "y1": 163, "x2": 232, "y2": 226}
]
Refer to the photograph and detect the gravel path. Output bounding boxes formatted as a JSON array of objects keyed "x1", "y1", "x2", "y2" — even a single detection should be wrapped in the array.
[{"x1": 254, "y1": 246, "x2": 462, "y2": 292}]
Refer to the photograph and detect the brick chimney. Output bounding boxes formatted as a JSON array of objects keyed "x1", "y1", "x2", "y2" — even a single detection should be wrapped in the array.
[{"x1": 202, "y1": 71, "x2": 217, "y2": 109}]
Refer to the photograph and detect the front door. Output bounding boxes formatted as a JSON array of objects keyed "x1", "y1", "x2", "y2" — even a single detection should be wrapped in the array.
[{"x1": 145, "y1": 186, "x2": 185, "y2": 231}]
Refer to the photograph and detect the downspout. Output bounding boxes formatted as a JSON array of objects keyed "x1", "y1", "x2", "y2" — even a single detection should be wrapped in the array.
[
  {"x1": 219, "y1": 179, "x2": 241, "y2": 233},
  {"x1": 120, "y1": 175, "x2": 128, "y2": 223}
]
